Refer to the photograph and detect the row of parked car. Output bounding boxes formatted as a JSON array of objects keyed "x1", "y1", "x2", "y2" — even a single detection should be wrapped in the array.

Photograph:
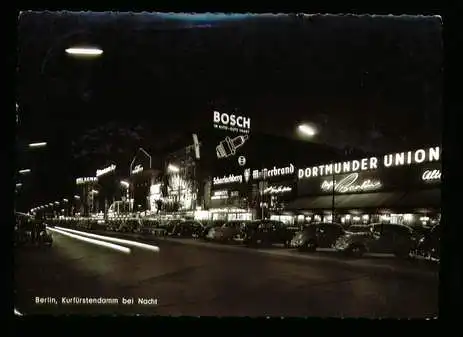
[
  {"x1": 41, "y1": 217, "x2": 440, "y2": 260},
  {"x1": 14, "y1": 212, "x2": 53, "y2": 248}
]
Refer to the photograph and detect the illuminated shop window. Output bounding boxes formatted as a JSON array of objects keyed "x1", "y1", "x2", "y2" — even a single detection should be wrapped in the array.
[
  {"x1": 380, "y1": 214, "x2": 391, "y2": 223},
  {"x1": 362, "y1": 214, "x2": 369, "y2": 224},
  {"x1": 270, "y1": 215, "x2": 294, "y2": 225}
]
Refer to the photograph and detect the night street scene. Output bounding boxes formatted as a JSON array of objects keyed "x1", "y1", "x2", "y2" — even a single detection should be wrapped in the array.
[{"x1": 15, "y1": 12, "x2": 442, "y2": 318}]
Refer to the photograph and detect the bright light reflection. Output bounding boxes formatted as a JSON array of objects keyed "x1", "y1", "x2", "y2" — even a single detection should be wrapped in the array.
[
  {"x1": 19, "y1": 169, "x2": 31, "y2": 174},
  {"x1": 65, "y1": 47, "x2": 103, "y2": 56},
  {"x1": 47, "y1": 227, "x2": 131, "y2": 254},
  {"x1": 55, "y1": 227, "x2": 160, "y2": 252}
]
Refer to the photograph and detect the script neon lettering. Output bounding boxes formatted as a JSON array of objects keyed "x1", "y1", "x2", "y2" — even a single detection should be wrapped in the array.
[
  {"x1": 422, "y1": 169, "x2": 441, "y2": 181},
  {"x1": 321, "y1": 173, "x2": 382, "y2": 193},
  {"x1": 263, "y1": 186, "x2": 292, "y2": 194}
]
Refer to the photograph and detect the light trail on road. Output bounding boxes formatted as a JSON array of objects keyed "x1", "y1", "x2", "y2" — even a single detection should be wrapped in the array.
[
  {"x1": 47, "y1": 227, "x2": 131, "y2": 254},
  {"x1": 54, "y1": 226, "x2": 160, "y2": 253}
]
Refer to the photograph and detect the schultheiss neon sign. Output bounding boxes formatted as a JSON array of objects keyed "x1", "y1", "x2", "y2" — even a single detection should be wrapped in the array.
[{"x1": 321, "y1": 173, "x2": 382, "y2": 193}]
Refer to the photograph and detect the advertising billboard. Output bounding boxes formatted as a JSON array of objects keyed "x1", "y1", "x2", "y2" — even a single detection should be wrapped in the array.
[{"x1": 297, "y1": 162, "x2": 441, "y2": 197}]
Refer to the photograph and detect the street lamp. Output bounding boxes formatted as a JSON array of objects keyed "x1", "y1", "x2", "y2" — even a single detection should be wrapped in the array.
[
  {"x1": 15, "y1": 183, "x2": 22, "y2": 187},
  {"x1": 28, "y1": 142, "x2": 47, "y2": 148},
  {"x1": 74, "y1": 195, "x2": 80, "y2": 200},
  {"x1": 65, "y1": 47, "x2": 103, "y2": 57},
  {"x1": 120, "y1": 180, "x2": 129, "y2": 188},
  {"x1": 18, "y1": 169, "x2": 31, "y2": 174},
  {"x1": 297, "y1": 123, "x2": 317, "y2": 137}
]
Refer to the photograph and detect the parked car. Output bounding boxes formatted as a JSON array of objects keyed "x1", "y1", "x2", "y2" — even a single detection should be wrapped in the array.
[
  {"x1": 167, "y1": 221, "x2": 204, "y2": 238},
  {"x1": 414, "y1": 224, "x2": 440, "y2": 261},
  {"x1": 206, "y1": 221, "x2": 247, "y2": 243},
  {"x1": 15, "y1": 216, "x2": 52, "y2": 248},
  {"x1": 36, "y1": 221, "x2": 53, "y2": 247},
  {"x1": 202, "y1": 220, "x2": 226, "y2": 240},
  {"x1": 343, "y1": 224, "x2": 371, "y2": 233},
  {"x1": 243, "y1": 220, "x2": 295, "y2": 247},
  {"x1": 334, "y1": 223, "x2": 415, "y2": 258},
  {"x1": 118, "y1": 219, "x2": 139, "y2": 233},
  {"x1": 290, "y1": 222, "x2": 345, "y2": 251}
]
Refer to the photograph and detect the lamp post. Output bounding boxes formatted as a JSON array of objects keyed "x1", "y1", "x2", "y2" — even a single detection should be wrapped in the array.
[
  {"x1": 296, "y1": 122, "x2": 319, "y2": 222},
  {"x1": 331, "y1": 159, "x2": 335, "y2": 223}
]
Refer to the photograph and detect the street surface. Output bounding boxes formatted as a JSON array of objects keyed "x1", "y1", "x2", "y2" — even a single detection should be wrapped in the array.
[{"x1": 14, "y1": 229, "x2": 439, "y2": 317}]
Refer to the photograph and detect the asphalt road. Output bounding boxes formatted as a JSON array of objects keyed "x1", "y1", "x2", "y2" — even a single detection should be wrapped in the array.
[{"x1": 14, "y1": 230, "x2": 439, "y2": 317}]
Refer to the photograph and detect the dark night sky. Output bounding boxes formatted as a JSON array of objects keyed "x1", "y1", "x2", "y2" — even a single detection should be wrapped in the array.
[{"x1": 16, "y1": 12, "x2": 442, "y2": 210}]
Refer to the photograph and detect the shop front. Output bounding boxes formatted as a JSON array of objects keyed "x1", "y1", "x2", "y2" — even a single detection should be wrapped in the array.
[
  {"x1": 75, "y1": 176, "x2": 98, "y2": 216},
  {"x1": 288, "y1": 146, "x2": 441, "y2": 228},
  {"x1": 205, "y1": 162, "x2": 298, "y2": 221},
  {"x1": 206, "y1": 172, "x2": 254, "y2": 221}
]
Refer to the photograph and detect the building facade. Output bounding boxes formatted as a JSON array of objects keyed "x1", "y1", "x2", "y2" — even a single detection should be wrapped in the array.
[{"x1": 288, "y1": 145, "x2": 441, "y2": 227}]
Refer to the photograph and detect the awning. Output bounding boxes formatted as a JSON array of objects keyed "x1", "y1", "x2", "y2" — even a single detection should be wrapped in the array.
[
  {"x1": 335, "y1": 192, "x2": 406, "y2": 209},
  {"x1": 397, "y1": 188, "x2": 440, "y2": 208},
  {"x1": 286, "y1": 192, "x2": 407, "y2": 211}
]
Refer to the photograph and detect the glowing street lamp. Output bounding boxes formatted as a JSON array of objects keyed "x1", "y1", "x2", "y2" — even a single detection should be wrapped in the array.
[
  {"x1": 18, "y1": 169, "x2": 31, "y2": 174},
  {"x1": 15, "y1": 183, "x2": 22, "y2": 187},
  {"x1": 74, "y1": 195, "x2": 80, "y2": 200},
  {"x1": 63, "y1": 198, "x2": 68, "y2": 202},
  {"x1": 120, "y1": 181, "x2": 130, "y2": 188},
  {"x1": 54, "y1": 201, "x2": 59, "y2": 205},
  {"x1": 65, "y1": 47, "x2": 103, "y2": 57},
  {"x1": 28, "y1": 142, "x2": 47, "y2": 148},
  {"x1": 168, "y1": 164, "x2": 180, "y2": 173},
  {"x1": 297, "y1": 123, "x2": 317, "y2": 137}
]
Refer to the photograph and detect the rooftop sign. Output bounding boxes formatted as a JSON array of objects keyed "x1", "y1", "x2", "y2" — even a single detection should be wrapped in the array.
[
  {"x1": 76, "y1": 177, "x2": 98, "y2": 185},
  {"x1": 298, "y1": 146, "x2": 440, "y2": 179},
  {"x1": 213, "y1": 111, "x2": 251, "y2": 134},
  {"x1": 96, "y1": 164, "x2": 116, "y2": 177}
]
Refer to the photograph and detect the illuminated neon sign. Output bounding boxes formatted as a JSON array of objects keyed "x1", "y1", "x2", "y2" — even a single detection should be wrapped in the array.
[
  {"x1": 76, "y1": 177, "x2": 98, "y2": 185},
  {"x1": 263, "y1": 186, "x2": 292, "y2": 194},
  {"x1": 131, "y1": 164, "x2": 143, "y2": 175},
  {"x1": 422, "y1": 169, "x2": 441, "y2": 181},
  {"x1": 299, "y1": 146, "x2": 440, "y2": 179},
  {"x1": 213, "y1": 111, "x2": 251, "y2": 133},
  {"x1": 321, "y1": 173, "x2": 382, "y2": 193},
  {"x1": 213, "y1": 174, "x2": 242, "y2": 185},
  {"x1": 96, "y1": 164, "x2": 116, "y2": 177},
  {"x1": 252, "y1": 164, "x2": 295, "y2": 180},
  {"x1": 211, "y1": 190, "x2": 229, "y2": 200}
]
